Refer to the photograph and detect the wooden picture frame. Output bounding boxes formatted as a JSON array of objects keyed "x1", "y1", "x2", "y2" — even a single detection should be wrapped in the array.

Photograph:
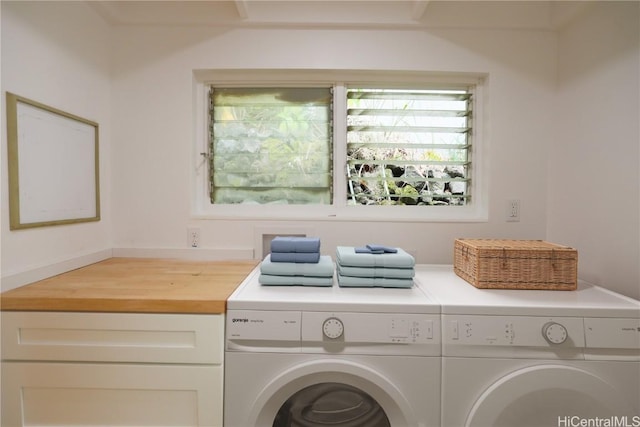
[{"x1": 6, "y1": 92, "x2": 100, "y2": 229}]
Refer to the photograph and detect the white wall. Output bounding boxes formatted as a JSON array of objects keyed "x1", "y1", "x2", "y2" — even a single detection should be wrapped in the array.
[
  {"x1": 110, "y1": 25, "x2": 556, "y2": 263},
  {"x1": 549, "y1": 2, "x2": 640, "y2": 299},
  {"x1": 1, "y1": 1, "x2": 113, "y2": 290},
  {"x1": 2, "y1": 2, "x2": 638, "y2": 299}
]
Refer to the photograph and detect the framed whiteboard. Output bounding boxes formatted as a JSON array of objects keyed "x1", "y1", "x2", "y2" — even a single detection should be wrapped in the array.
[{"x1": 6, "y1": 93, "x2": 100, "y2": 229}]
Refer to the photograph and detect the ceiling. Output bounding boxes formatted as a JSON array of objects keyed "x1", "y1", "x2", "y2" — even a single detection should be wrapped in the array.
[{"x1": 89, "y1": 0, "x2": 591, "y2": 30}]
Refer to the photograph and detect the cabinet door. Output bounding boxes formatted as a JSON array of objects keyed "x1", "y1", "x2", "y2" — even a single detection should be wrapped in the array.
[
  {"x1": 1, "y1": 362, "x2": 222, "y2": 427},
  {"x1": 1, "y1": 312, "x2": 224, "y2": 364}
]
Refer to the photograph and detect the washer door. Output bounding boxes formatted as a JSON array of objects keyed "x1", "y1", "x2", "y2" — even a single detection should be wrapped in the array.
[
  {"x1": 273, "y1": 382, "x2": 389, "y2": 427},
  {"x1": 466, "y1": 364, "x2": 636, "y2": 427},
  {"x1": 248, "y1": 359, "x2": 419, "y2": 426}
]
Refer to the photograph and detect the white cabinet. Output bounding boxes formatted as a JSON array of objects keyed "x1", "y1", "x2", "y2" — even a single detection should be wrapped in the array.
[{"x1": 1, "y1": 311, "x2": 225, "y2": 427}]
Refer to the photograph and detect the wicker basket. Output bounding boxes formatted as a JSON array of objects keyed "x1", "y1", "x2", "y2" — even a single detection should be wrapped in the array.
[{"x1": 454, "y1": 239, "x2": 578, "y2": 290}]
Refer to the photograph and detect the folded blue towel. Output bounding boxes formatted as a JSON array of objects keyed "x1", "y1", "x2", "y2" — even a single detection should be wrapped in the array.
[
  {"x1": 259, "y1": 274, "x2": 333, "y2": 287},
  {"x1": 354, "y1": 244, "x2": 399, "y2": 254},
  {"x1": 271, "y1": 236, "x2": 321, "y2": 253},
  {"x1": 366, "y1": 244, "x2": 398, "y2": 253},
  {"x1": 355, "y1": 246, "x2": 384, "y2": 254},
  {"x1": 270, "y1": 251, "x2": 321, "y2": 264},
  {"x1": 337, "y1": 274, "x2": 413, "y2": 288},
  {"x1": 336, "y1": 246, "x2": 415, "y2": 268},
  {"x1": 261, "y1": 255, "x2": 334, "y2": 277},
  {"x1": 337, "y1": 263, "x2": 414, "y2": 279}
]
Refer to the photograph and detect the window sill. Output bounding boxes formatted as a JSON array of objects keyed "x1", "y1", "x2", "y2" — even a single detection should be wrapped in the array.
[{"x1": 192, "y1": 204, "x2": 488, "y2": 223}]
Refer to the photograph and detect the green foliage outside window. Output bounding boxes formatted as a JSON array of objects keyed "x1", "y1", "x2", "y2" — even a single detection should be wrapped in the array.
[{"x1": 210, "y1": 88, "x2": 332, "y2": 204}]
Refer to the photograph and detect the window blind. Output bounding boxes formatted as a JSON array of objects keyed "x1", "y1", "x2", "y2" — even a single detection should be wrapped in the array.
[
  {"x1": 209, "y1": 87, "x2": 333, "y2": 205},
  {"x1": 346, "y1": 88, "x2": 472, "y2": 206}
]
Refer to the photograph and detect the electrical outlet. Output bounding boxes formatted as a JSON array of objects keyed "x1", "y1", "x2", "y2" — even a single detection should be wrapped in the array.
[
  {"x1": 506, "y1": 200, "x2": 520, "y2": 222},
  {"x1": 188, "y1": 227, "x2": 200, "y2": 248}
]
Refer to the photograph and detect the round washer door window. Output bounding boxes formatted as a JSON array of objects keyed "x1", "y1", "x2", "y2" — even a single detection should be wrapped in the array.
[{"x1": 273, "y1": 382, "x2": 390, "y2": 427}]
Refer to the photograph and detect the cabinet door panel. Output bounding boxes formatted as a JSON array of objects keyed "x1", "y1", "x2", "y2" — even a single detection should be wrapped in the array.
[
  {"x1": 1, "y1": 362, "x2": 222, "y2": 427},
  {"x1": 1, "y1": 312, "x2": 223, "y2": 364}
]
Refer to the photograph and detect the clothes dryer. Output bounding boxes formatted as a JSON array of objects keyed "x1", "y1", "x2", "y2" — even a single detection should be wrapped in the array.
[
  {"x1": 224, "y1": 267, "x2": 441, "y2": 427},
  {"x1": 415, "y1": 265, "x2": 640, "y2": 427}
]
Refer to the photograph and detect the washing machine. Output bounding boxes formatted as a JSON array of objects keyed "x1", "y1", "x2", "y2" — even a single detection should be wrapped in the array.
[
  {"x1": 414, "y1": 265, "x2": 640, "y2": 427},
  {"x1": 224, "y1": 267, "x2": 441, "y2": 427}
]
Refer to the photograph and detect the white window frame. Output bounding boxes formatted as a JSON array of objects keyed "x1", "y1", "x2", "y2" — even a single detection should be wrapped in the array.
[{"x1": 192, "y1": 69, "x2": 488, "y2": 222}]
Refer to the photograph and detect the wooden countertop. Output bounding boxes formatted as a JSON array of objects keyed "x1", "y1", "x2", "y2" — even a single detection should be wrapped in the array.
[{"x1": 0, "y1": 258, "x2": 259, "y2": 314}]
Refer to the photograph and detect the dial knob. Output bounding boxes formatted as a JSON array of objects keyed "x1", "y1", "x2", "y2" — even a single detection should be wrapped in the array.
[
  {"x1": 542, "y1": 322, "x2": 568, "y2": 344},
  {"x1": 322, "y1": 317, "x2": 344, "y2": 339}
]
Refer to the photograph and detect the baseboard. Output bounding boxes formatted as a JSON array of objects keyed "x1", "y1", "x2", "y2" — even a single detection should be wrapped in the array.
[{"x1": 1, "y1": 249, "x2": 113, "y2": 292}]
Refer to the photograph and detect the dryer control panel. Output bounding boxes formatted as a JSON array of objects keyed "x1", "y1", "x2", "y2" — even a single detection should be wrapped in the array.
[
  {"x1": 442, "y1": 315, "x2": 585, "y2": 359},
  {"x1": 583, "y1": 317, "x2": 640, "y2": 361},
  {"x1": 227, "y1": 310, "x2": 440, "y2": 356},
  {"x1": 442, "y1": 315, "x2": 640, "y2": 360}
]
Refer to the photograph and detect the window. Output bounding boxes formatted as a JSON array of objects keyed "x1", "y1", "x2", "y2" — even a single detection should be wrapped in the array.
[
  {"x1": 209, "y1": 88, "x2": 333, "y2": 204},
  {"x1": 346, "y1": 87, "x2": 472, "y2": 206},
  {"x1": 196, "y1": 70, "x2": 486, "y2": 222}
]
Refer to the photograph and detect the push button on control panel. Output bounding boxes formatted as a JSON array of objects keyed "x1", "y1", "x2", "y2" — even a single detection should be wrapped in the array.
[
  {"x1": 425, "y1": 319, "x2": 434, "y2": 339},
  {"x1": 450, "y1": 320, "x2": 459, "y2": 340}
]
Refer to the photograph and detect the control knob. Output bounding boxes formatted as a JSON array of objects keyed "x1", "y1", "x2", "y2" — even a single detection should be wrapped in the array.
[
  {"x1": 322, "y1": 317, "x2": 344, "y2": 339},
  {"x1": 542, "y1": 322, "x2": 568, "y2": 344}
]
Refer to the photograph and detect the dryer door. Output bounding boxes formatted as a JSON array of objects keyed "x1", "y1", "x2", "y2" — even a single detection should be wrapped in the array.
[{"x1": 465, "y1": 364, "x2": 637, "y2": 427}]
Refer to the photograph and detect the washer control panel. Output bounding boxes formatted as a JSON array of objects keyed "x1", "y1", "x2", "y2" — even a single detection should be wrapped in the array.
[
  {"x1": 303, "y1": 312, "x2": 437, "y2": 345},
  {"x1": 227, "y1": 310, "x2": 440, "y2": 356}
]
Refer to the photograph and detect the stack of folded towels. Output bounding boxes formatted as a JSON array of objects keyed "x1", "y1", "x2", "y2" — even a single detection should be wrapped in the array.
[
  {"x1": 259, "y1": 236, "x2": 334, "y2": 286},
  {"x1": 335, "y1": 244, "x2": 415, "y2": 288}
]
